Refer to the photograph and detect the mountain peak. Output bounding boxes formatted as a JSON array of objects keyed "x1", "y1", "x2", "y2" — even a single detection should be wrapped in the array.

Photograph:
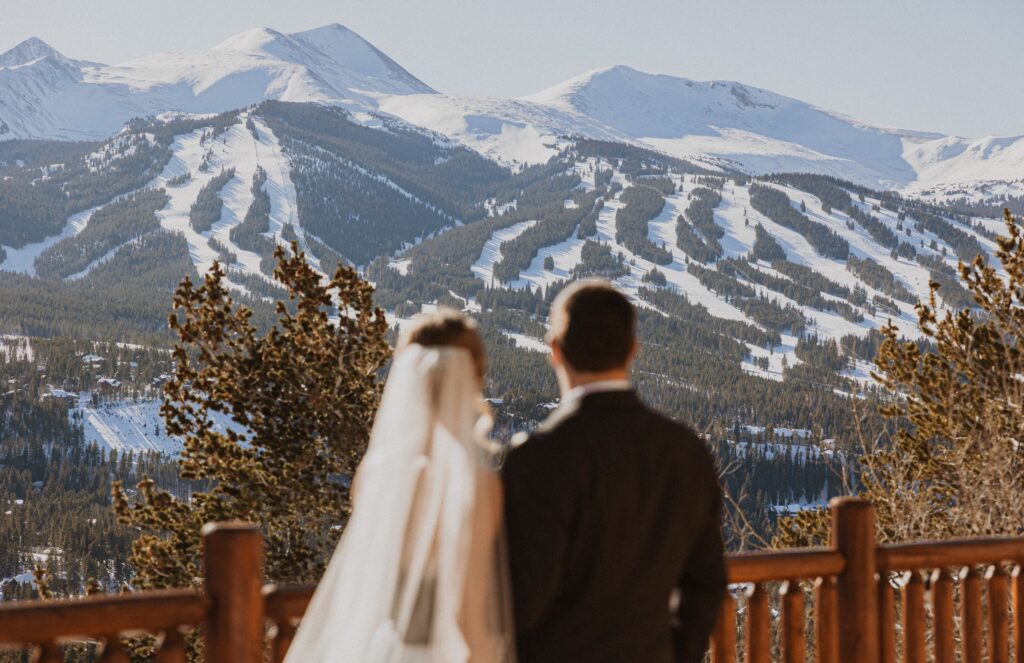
[
  {"x1": 525, "y1": 64, "x2": 686, "y2": 106},
  {"x1": 526, "y1": 65, "x2": 792, "y2": 126},
  {"x1": 290, "y1": 23, "x2": 435, "y2": 94},
  {"x1": 212, "y1": 27, "x2": 291, "y2": 53},
  {"x1": 0, "y1": 37, "x2": 65, "y2": 68},
  {"x1": 590, "y1": 64, "x2": 645, "y2": 77},
  {"x1": 0, "y1": 23, "x2": 435, "y2": 142},
  {"x1": 304, "y1": 22, "x2": 358, "y2": 36}
]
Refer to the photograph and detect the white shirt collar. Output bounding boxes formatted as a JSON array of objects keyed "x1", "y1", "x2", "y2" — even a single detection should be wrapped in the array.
[{"x1": 563, "y1": 379, "x2": 633, "y2": 407}]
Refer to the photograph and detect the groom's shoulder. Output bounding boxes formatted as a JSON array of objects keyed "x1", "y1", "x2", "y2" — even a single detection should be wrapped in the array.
[
  {"x1": 510, "y1": 395, "x2": 588, "y2": 448},
  {"x1": 641, "y1": 402, "x2": 716, "y2": 461},
  {"x1": 507, "y1": 391, "x2": 582, "y2": 443},
  {"x1": 504, "y1": 398, "x2": 585, "y2": 471},
  {"x1": 506, "y1": 393, "x2": 710, "y2": 460},
  {"x1": 502, "y1": 427, "x2": 560, "y2": 491}
]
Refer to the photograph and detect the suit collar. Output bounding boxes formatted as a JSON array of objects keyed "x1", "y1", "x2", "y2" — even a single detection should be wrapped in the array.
[
  {"x1": 563, "y1": 379, "x2": 632, "y2": 408},
  {"x1": 574, "y1": 389, "x2": 642, "y2": 410},
  {"x1": 535, "y1": 389, "x2": 641, "y2": 434}
]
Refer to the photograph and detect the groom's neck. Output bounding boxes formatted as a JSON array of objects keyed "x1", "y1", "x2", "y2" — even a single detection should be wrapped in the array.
[{"x1": 559, "y1": 367, "x2": 630, "y2": 397}]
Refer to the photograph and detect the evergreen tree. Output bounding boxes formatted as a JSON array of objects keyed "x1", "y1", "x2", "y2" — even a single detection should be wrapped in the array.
[
  {"x1": 113, "y1": 245, "x2": 390, "y2": 590},
  {"x1": 777, "y1": 210, "x2": 1024, "y2": 546}
]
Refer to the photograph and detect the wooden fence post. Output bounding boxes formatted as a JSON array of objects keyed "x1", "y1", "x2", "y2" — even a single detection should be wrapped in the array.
[
  {"x1": 203, "y1": 522, "x2": 264, "y2": 663},
  {"x1": 831, "y1": 497, "x2": 879, "y2": 663}
]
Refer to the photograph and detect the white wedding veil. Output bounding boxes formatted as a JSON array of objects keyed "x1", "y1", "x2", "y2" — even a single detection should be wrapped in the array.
[{"x1": 285, "y1": 345, "x2": 515, "y2": 663}]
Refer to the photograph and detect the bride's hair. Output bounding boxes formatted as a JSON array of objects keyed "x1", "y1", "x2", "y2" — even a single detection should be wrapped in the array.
[{"x1": 397, "y1": 308, "x2": 486, "y2": 381}]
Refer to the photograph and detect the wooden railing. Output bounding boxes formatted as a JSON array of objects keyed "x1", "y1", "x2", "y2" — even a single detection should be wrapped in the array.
[
  {"x1": 263, "y1": 584, "x2": 314, "y2": 662},
  {"x1": 709, "y1": 498, "x2": 1024, "y2": 663},
  {"x1": 876, "y1": 538, "x2": 1024, "y2": 663},
  {"x1": 0, "y1": 523, "x2": 258, "y2": 661},
  {"x1": 2, "y1": 498, "x2": 1024, "y2": 662}
]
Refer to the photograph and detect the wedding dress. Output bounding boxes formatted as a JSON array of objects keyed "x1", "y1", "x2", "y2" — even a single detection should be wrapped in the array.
[{"x1": 284, "y1": 346, "x2": 515, "y2": 663}]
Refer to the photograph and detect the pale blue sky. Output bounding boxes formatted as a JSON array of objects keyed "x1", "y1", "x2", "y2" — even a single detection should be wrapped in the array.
[{"x1": 4, "y1": 0, "x2": 1022, "y2": 137}]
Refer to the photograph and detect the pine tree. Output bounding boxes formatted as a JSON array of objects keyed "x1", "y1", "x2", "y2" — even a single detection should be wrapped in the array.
[
  {"x1": 776, "y1": 210, "x2": 1024, "y2": 546},
  {"x1": 113, "y1": 244, "x2": 391, "y2": 590}
]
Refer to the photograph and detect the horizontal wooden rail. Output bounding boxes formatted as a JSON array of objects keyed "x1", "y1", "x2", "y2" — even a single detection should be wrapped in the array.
[
  {"x1": 0, "y1": 590, "x2": 207, "y2": 645},
  {"x1": 0, "y1": 522, "x2": 260, "y2": 662},
  {"x1": 877, "y1": 537, "x2": 1024, "y2": 571},
  {"x1": 264, "y1": 585, "x2": 316, "y2": 663},
  {"x1": 263, "y1": 584, "x2": 316, "y2": 624},
  {"x1": 727, "y1": 548, "x2": 845, "y2": 584}
]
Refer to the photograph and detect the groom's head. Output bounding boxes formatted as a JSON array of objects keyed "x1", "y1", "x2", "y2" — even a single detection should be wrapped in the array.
[{"x1": 548, "y1": 280, "x2": 637, "y2": 390}]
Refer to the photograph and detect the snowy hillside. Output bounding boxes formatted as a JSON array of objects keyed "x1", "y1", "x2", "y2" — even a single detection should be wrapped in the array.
[
  {"x1": 0, "y1": 104, "x2": 1009, "y2": 445},
  {"x1": 0, "y1": 102, "x2": 1002, "y2": 384},
  {"x1": 378, "y1": 92, "x2": 625, "y2": 166},
  {"x1": 447, "y1": 158, "x2": 998, "y2": 383},
  {"x1": 73, "y1": 394, "x2": 242, "y2": 456},
  {"x1": 143, "y1": 114, "x2": 316, "y2": 292},
  {"x1": 75, "y1": 397, "x2": 181, "y2": 455},
  {"x1": 0, "y1": 111, "x2": 314, "y2": 295},
  {"x1": 529, "y1": 66, "x2": 922, "y2": 185}
]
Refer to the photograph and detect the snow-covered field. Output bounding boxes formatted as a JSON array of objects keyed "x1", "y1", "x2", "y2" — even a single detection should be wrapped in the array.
[
  {"x1": 741, "y1": 335, "x2": 802, "y2": 382},
  {"x1": 506, "y1": 233, "x2": 587, "y2": 292},
  {"x1": 501, "y1": 330, "x2": 548, "y2": 353},
  {"x1": 0, "y1": 335, "x2": 33, "y2": 362},
  {"x1": 73, "y1": 395, "x2": 240, "y2": 456},
  {"x1": 75, "y1": 397, "x2": 181, "y2": 455},
  {"x1": 471, "y1": 220, "x2": 537, "y2": 285},
  {"x1": 0, "y1": 205, "x2": 99, "y2": 275}
]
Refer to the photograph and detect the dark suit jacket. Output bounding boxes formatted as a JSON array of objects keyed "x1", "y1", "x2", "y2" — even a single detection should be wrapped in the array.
[{"x1": 502, "y1": 390, "x2": 725, "y2": 663}]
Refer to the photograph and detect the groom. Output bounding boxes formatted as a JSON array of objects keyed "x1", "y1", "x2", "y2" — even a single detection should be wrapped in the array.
[{"x1": 502, "y1": 280, "x2": 726, "y2": 663}]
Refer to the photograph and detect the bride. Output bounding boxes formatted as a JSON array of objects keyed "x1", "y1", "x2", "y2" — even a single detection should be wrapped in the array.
[{"x1": 285, "y1": 309, "x2": 515, "y2": 663}]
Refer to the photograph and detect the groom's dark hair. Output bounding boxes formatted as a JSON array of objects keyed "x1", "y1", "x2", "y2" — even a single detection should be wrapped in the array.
[{"x1": 549, "y1": 280, "x2": 636, "y2": 372}]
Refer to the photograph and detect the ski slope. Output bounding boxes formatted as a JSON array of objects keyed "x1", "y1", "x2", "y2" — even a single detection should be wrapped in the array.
[
  {"x1": 75, "y1": 397, "x2": 182, "y2": 455},
  {"x1": 464, "y1": 166, "x2": 999, "y2": 384},
  {"x1": 74, "y1": 395, "x2": 241, "y2": 456},
  {"x1": 5, "y1": 113, "x2": 313, "y2": 291}
]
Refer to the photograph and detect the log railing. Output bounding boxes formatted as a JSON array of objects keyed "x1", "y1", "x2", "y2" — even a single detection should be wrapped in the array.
[
  {"x1": 710, "y1": 498, "x2": 1024, "y2": 663},
  {"x1": 875, "y1": 538, "x2": 1024, "y2": 663},
  {"x1": 2, "y1": 497, "x2": 1024, "y2": 662},
  {"x1": 0, "y1": 523, "x2": 253, "y2": 661},
  {"x1": 263, "y1": 584, "x2": 314, "y2": 663}
]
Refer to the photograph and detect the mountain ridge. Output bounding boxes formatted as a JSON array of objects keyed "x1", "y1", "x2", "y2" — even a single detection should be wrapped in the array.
[
  {"x1": 0, "y1": 25, "x2": 433, "y2": 140},
  {"x1": 1, "y1": 27, "x2": 1022, "y2": 200}
]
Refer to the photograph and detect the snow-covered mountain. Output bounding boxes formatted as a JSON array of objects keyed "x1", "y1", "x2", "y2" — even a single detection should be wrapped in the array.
[
  {"x1": 0, "y1": 24, "x2": 432, "y2": 140},
  {"x1": 530, "y1": 66, "x2": 923, "y2": 184},
  {"x1": 385, "y1": 65, "x2": 1024, "y2": 200},
  {"x1": 0, "y1": 99, "x2": 1007, "y2": 427},
  {"x1": 1, "y1": 26, "x2": 1022, "y2": 200}
]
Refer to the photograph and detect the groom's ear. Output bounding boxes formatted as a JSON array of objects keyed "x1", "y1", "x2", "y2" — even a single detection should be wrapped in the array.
[{"x1": 549, "y1": 338, "x2": 563, "y2": 367}]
